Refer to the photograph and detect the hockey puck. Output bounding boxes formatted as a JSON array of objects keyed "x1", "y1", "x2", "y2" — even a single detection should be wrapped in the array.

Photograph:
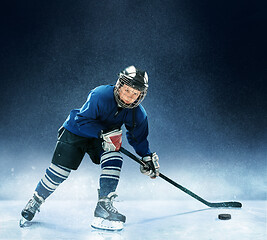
[{"x1": 218, "y1": 214, "x2": 231, "y2": 220}]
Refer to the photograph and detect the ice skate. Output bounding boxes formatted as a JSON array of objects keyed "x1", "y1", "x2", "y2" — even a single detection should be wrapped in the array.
[
  {"x1": 91, "y1": 192, "x2": 126, "y2": 231},
  {"x1": 19, "y1": 192, "x2": 44, "y2": 227}
]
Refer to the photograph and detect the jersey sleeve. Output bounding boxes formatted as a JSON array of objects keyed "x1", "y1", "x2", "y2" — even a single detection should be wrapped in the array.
[
  {"x1": 74, "y1": 91, "x2": 105, "y2": 138},
  {"x1": 125, "y1": 107, "x2": 151, "y2": 157}
]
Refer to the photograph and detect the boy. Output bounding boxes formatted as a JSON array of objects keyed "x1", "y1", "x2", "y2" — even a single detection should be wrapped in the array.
[{"x1": 20, "y1": 65, "x2": 160, "y2": 230}]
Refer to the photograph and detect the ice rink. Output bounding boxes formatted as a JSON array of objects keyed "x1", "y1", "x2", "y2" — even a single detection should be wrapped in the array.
[
  {"x1": 1, "y1": 0, "x2": 266, "y2": 239},
  {"x1": 0, "y1": 200, "x2": 266, "y2": 240}
]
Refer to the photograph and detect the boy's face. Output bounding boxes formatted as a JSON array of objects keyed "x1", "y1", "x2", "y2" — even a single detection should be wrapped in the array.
[{"x1": 118, "y1": 84, "x2": 141, "y2": 105}]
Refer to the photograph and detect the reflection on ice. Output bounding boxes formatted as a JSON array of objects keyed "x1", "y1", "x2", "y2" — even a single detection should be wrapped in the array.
[{"x1": 0, "y1": 200, "x2": 265, "y2": 240}]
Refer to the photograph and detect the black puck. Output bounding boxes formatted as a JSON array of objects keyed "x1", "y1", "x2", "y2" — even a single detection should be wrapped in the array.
[{"x1": 218, "y1": 214, "x2": 231, "y2": 220}]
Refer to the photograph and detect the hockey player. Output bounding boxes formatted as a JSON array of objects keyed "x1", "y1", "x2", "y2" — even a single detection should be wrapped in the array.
[{"x1": 20, "y1": 65, "x2": 160, "y2": 231}]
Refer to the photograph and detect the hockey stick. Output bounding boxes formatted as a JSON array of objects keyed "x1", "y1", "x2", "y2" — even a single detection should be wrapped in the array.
[{"x1": 120, "y1": 147, "x2": 242, "y2": 208}]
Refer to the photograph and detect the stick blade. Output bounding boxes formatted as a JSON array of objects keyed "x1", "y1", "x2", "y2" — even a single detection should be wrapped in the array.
[{"x1": 208, "y1": 201, "x2": 242, "y2": 208}]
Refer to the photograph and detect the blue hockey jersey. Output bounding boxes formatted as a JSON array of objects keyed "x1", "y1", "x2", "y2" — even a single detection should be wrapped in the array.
[{"x1": 63, "y1": 85, "x2": 151, "y2": 157}]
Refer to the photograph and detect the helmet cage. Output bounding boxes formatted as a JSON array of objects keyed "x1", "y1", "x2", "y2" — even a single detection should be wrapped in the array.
[{"x1": 114, "y1": 75, "x2": 148, "y2": 109}]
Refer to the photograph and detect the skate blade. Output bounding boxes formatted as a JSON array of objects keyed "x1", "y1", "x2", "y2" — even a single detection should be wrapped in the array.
[
  {"x1": 19, "y1": 217, "x2": 31, "y2": 228},
  {"x1": 19, "y1": 217, "x2": 28, "y2": 227},
  {"x1": 91, "y1": 217, "x2": 124, "y2": 231}
]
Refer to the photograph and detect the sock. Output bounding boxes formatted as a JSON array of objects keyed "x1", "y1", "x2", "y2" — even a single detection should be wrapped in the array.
[
  {"x1": 35, "y1": 163, "x2": 71, "y2": 200},
  {"x1": 99, "y1": 151, "x2": 123, "y2": 198}
]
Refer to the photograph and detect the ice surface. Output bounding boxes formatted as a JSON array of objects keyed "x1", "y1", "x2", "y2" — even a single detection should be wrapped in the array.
[{"x1": 0, "y1": 200, "x2": 266, "y2": 240}]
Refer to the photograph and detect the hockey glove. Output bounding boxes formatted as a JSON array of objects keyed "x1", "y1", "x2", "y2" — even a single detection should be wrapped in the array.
[
  {"x1": 100, "y1": 129, "x2": 122, "y2": 152},
  {"x1": 140, "y1": 153, "x2": 160, "y2": 179}
]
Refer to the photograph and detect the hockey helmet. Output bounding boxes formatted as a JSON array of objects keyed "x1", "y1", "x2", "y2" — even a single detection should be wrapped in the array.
[{"x1": 114, "y1": 65, "x2": 148, "y2": 108}]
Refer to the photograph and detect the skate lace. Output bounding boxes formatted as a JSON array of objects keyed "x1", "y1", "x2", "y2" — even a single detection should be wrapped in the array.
[{"x1": 105, "y1": 200, "x2": 118, "y2": 213}]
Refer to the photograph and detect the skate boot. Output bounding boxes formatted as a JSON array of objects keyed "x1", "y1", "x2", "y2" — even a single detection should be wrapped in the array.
[
  {"x1": 91, "y1": 192, "x2": 126, "y2": 231},
  {"x1": 19, "y1": 192, "x2": 44, "y2": 227}
]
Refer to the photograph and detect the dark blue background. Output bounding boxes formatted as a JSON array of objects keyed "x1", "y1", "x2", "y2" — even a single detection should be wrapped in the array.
[{"x1": 0, "y1": 0, "x2": 266, "y2": 200}]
